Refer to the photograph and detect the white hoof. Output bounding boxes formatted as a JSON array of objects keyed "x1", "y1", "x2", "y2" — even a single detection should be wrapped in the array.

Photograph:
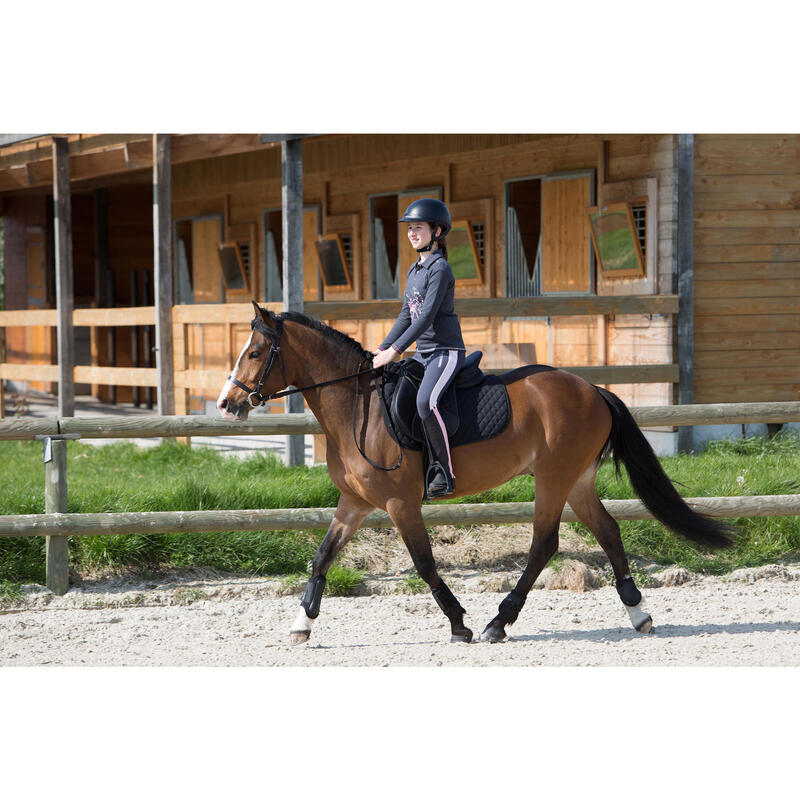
[
  {"x1": 289, "y1": 608, "x2": 314, "y2": 644},
  {"x1": 626, "y1": 602, "x2": 653, "y2": 634}
]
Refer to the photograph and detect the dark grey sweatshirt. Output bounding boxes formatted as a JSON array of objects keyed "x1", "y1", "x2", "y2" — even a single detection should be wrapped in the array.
[{"x1": 378, "y1": 251, "x2": 466, "y2": 354}]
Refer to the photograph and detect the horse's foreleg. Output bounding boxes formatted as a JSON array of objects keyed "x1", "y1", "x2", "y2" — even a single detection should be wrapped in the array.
[
  {"x1": 567, "y1": 471, "x2": 653, "y2": 633},
  {"x1": 481, "y1": 486, "x2": 565, "y2": 643},
  {"x1": 387, "y1": 500, "x2": 473, "y2": 643},
  {"x1": 289, "y1": 492, "x2": 374, "y2": 644}
]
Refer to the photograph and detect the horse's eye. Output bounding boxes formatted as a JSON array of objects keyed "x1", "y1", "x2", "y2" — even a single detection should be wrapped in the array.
[{"x1": 248, "y1": 351, "x2": 261, "y2": 359}]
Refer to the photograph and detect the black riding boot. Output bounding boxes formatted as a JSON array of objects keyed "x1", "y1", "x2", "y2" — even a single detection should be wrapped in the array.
[{"x1": 421, "y1": 415, "x2": 455, "y2": 499}]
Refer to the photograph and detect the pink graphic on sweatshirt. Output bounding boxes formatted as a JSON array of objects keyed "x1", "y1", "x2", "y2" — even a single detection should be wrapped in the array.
[{"x1": 407, "y1": 288, "x2": 424, "y2": 322}]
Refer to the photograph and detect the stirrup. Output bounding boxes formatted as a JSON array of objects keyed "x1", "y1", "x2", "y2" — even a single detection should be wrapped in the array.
[{"x1": 425, "y1": 462, "x2": 454, "y2": 499}]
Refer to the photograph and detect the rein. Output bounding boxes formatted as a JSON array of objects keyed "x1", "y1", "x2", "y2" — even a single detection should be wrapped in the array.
[{"x1": 228, "y1": 315, "x2": 403, "y2": 470}]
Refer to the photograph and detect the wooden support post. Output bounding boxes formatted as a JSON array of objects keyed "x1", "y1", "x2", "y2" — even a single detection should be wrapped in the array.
[
  {"x1": 676, "y1": 134, "x2": 695, "y2": 453},
  {"x1": 43, "y1": 437, "x2": 69, "y2": 595},
  {"x1": 153, "y1": 134, "x2": 175, "y2": 416},
  {"x1": 52, "y1": 137, "x2": 75, "y2": 417},
  {"x1": 91, "y1": 189, "x2": 109, "y2": 400},
  {"x1": 282, "y1": 138, "x2": 305, "y2": 467}
]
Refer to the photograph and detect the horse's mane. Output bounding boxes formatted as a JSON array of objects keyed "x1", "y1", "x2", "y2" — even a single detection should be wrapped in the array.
[{"x1": 275, "y1": 310, "x2": 372, "y2": 361}]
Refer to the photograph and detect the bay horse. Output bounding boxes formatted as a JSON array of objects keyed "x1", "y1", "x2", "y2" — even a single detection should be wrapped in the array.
[{"x1": 217, "y1": 303, "x2": 733, "y2": 644}]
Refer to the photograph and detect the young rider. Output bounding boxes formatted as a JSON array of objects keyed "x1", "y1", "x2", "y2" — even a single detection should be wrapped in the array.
[{"x1": 372, "y1": 198, "x2": 465, "y2": 498}]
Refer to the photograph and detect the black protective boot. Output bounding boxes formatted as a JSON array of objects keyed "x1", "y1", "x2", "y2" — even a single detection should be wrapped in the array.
[{"x1": 421, "y1": 415, "x2": 455, "y2": 499}]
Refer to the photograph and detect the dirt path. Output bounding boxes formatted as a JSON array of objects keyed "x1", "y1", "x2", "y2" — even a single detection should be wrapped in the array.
[{"x1": 3, "y1": 563, "x2": 799, "y2": 667}]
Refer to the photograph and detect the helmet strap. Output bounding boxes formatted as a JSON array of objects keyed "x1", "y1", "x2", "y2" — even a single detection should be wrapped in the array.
[{"x1": 415, "y1": 224, "x2": 440, "y2": 253}]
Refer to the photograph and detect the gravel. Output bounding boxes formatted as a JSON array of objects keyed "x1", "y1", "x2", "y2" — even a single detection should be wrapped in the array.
[{"x1": 3, "y1": 564, "x2": 799, "y2": 666}]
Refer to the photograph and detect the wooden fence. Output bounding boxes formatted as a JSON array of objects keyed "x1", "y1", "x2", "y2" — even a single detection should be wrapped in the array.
[
  {"x1": 0, "y1": 401, "x2": 799, "y2": 596},
  {"x1": 0, "y1": 295, "x2": 681, "y2": 418}
]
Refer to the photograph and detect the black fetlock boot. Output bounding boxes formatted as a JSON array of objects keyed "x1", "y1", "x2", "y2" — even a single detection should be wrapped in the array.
[{"x1": 421, "y1": 416, "x2": 455, "y2": 499}]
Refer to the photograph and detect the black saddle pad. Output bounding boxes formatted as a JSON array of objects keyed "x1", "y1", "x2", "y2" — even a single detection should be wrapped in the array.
[{"x1": 378, "y1": 359, "x2": 511, "y2": 451}]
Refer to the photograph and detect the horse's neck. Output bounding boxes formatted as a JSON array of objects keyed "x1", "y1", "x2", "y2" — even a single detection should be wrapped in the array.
[{"x1": 287, "y1": 328, "x2": 373, "y2": 446}]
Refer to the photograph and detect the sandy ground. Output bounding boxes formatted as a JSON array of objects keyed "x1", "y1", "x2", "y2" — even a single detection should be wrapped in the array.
[{"x1": 3, "y1": 558, "x2": 799, "y2": 667}]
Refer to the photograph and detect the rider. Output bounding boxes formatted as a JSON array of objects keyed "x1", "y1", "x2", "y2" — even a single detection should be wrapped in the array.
[{"x1": 372, "y1": 198, "x2": 465, "y2": 498}]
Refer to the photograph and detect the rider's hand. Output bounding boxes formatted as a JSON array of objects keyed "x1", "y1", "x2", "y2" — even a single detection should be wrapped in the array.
[{"x1": 373, "y1": 348, "x2": 400, "y2": 369}]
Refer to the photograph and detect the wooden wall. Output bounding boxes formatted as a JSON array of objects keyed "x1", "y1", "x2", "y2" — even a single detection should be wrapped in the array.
[
  {"x1": 694, "y1": 135, "x2": 800, "y2": 403},
  {"x1": 172, "y1": 133, "x2": 677, "y2": 408}
]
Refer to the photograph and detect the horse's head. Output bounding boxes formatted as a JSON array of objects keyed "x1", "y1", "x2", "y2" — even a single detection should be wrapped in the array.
[{"x1": 217, "y1": 302, "x2": 286, "y2": 421}]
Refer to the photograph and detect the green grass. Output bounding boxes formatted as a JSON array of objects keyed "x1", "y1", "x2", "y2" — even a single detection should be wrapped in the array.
[{"x1": 0, "y1": 432, "x2": 798, "y2": 587}]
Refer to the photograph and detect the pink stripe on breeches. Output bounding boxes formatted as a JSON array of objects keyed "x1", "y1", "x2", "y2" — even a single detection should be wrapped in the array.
[{"x1": 417, "y1": 350, "x2": 461, "y2": 478}]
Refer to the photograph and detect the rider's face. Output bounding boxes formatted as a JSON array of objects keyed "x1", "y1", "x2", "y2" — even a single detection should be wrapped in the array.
[{"x1": 407, "y1": 221, "x2": 433, "y2": 250}]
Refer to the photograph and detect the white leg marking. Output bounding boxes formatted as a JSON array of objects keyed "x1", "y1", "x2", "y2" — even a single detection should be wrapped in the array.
[
  {"x1": 291, "y1": 608, "x2": 315, "y2": 634},
  {"x1": 626, "y1": 602, "x2": 653, "y2": 634}
]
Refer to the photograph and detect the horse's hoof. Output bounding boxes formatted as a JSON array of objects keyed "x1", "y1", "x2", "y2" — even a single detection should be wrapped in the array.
[
  {"x1": 289, "y1": 630, "x2": 311, "y2": 645},
  {"x1": 451, "y1": 627, "x2": 473, "y2": 643},
  {"x1": 481, "y1": 622, "x2": 507, "y2": 643},
  {"x1": 635, "y1": 616, "x2": 653, "y2": 634}
]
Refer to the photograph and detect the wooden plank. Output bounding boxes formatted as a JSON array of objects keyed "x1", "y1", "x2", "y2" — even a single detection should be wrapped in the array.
[
  {"x1": 695, "y1": 190, "x2": 800, "y2": 211},
  {"x1": 53, "y1": 137, "x2": 75, "y2": 418},
  {"x1": 694, "y1": 279, "x2": 800, "y2": 299},
  {"x1": 73, "y1": 306, "x2": 157, "y2": 326},
  {"x1": 0, "y1": 309, "x2": 59, "y2": 327},
  {"x1": 172, "y1": 302, "x2": 282, "y2": 324},
  {"x1": 57, "y1": 412, "x2": 323, "y2": 439},
  {"x1": 631, "y1": 401, "x2": 800, "y2": 426},
  {"x1": 696, "y1": 210, "x2": 800, "y2": 228},
  {"x1": 694, "y1": 349, "x2": 800, "y2": 369},
  {"x1": 695, "y1": 384, "x2": 800, "y2": 403},
  {"x1": 696, "y1": 367, "x2": 799, "y2": 386},
  {"x1": 695, "y1": 244, "x2": 800, "y2": 263},
  {"x1": 695, "y1": 262, "x2": 800, "y2": 281},
  {"x1": 0, "y1": 364, "x2": 60, "y2": 381},
  {"x1": 695, "y1": 314, "x2": 800, "y2": 334},
  {"x1": 555, "y1": 364, "x2": 678, "y2": 384},
  {"x1": 304, "y1": 295, "x2": 680, "y2": 320},
  {"x1": 2, "y1": 494, "x2": 799, "y2": 540},
  {"x1": 695, "y1": 330, "x2": 800, "y2": 351},
  {"x1": 174, "y1": 369, "x2": 230, "y2": 390},
  {"x1": 695, "y1": 227, "x2": 800, "y2": 246},
  {"x1": 695, "y1": 297, "x2": 799, "y2": 315},
  {"x1": 73, "y1": 366, "x2": 159, "y2": 387},
  {"x1": 541, "y1": 175, "x2": 591, "y2": 293},
  {"x1": 153, "y1": 134, "x2": 175, "y2": 416}
]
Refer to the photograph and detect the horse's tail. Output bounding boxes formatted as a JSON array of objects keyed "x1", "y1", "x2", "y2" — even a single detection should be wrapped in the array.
[{"x1": 595, "y1": 386, "x2": 734, "y2": 549}]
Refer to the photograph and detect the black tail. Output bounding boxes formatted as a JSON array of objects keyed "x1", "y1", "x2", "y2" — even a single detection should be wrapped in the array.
[{"x1": 596, "y1": 387, "x2": 734, "y2": 549}]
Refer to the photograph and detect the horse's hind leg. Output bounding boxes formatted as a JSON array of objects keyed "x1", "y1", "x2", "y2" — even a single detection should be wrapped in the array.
[
  {"x1": 481, "y1": 485, "x2": 565, "y2": 643},
  {"x1": 387, "y1": 499, "x2": 472, "y2": 643},
  {"x1": 567, "y1": 469, "x2": 653, "y2": 633},
  {"x1": 289, "y1": 491, "x2": 374, "y2": 644}
]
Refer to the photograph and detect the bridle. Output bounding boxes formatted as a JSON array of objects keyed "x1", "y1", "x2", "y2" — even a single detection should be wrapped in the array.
[
  {"x1": 227, "y1": 315, "x2": 402, "y2": 470},
  {"x1": 227, "y1": 316, "x2": 290, "y2": 408}
]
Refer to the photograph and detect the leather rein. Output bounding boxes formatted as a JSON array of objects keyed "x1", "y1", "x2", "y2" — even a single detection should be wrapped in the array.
[{"x1": 227, "y1": 316, "x2": 402, "y2": 471}]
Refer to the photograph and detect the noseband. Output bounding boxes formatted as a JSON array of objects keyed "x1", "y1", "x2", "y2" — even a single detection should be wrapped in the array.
[{"x1": 227, "y1": 317, "x2": 288, "y2": 407}]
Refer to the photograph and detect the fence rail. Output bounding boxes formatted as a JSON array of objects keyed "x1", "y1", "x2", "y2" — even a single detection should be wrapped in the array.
[
  {"x1": 0, "y1": 296, "x2": 681, "y2": 419},
  {"x1": 1, "y1": 402, "x2": 798, "y2": 441},
  {"x1": 1, "y1": 401, "x2": 798, "y2": 595}
]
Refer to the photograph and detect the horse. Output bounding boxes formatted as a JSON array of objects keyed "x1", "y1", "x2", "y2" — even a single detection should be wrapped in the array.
[{"x1": 217, "y1": 302, "x2": 733, "y2": 645}]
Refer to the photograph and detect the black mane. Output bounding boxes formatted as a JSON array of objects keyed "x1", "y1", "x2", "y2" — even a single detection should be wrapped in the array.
[{"x1": 275, "y1": 310, "x2": 372, "y2": 361}]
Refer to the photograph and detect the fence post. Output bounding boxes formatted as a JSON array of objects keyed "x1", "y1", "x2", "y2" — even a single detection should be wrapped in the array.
[{"x1": 37, "y1": 434, "x2": 80, "y2": 595}]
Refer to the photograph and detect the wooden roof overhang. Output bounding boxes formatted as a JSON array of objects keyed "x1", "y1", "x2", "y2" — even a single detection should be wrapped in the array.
[{"x1": 0, "y1": 134, "x2": 291, "y2": 196}]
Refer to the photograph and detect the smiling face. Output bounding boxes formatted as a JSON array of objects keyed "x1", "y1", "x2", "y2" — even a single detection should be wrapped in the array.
[{"x1": 407, "y1": 221, "x2": 437, "y2": 251}]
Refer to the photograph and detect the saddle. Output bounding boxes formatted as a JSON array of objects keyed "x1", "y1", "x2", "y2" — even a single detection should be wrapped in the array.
[{"x1": 378, "y1": 352, "x2": 511, "y2": 452}]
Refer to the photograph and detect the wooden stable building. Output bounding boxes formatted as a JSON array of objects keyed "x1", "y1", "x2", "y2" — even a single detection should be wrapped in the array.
[{"x1": 1, "y1": 133, "x2": 798, "y2": 453}]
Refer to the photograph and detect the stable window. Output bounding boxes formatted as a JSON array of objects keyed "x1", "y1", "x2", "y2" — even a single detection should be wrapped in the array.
[
  {"x1": 505, "y1": 170, "x2": 595, "y2": 297},
  {"x1": 217, "y1": 241, "x2": 249, "y2": 292},
  {"x1": 315, "y1": 233, "x2": 353, "y2": 290},
  {"x1": 173, "y1": 215, "x2": 224, "y2": 303},
  {"x1": 587, "y1": 200, "x2": 646, "y2": 279}
]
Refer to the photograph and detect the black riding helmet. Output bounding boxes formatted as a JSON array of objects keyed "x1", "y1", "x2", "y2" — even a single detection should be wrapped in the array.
[{"x1": 399, "y1": 198, "x2": 452, "y2": 252}]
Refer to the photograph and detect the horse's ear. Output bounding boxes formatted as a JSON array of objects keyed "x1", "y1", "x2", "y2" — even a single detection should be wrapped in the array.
[{"x1": 251, "y1": 301, "x2": 269, "y2": 322}]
